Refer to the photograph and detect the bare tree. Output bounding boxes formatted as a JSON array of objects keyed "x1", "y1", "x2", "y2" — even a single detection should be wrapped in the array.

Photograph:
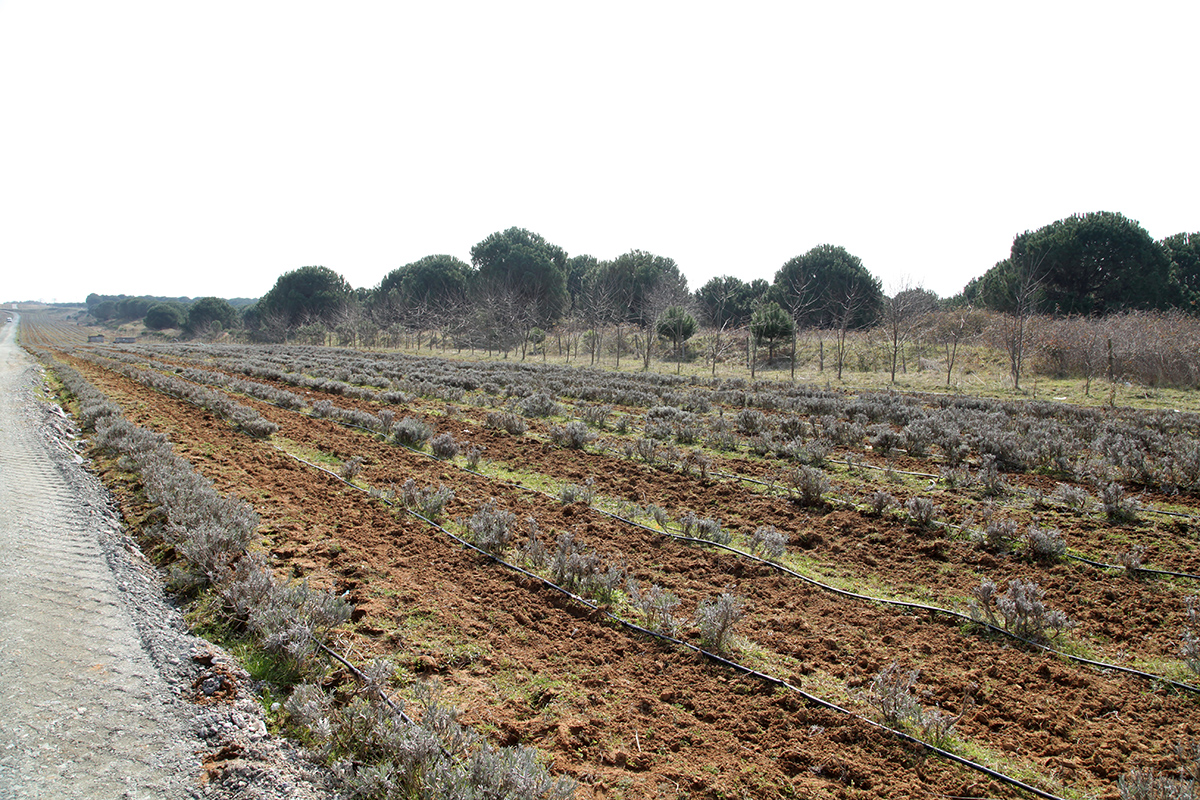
[
  {"x1": 998, "y1": 252, "x2": 1048, "y2": 391},
  {"x1": 779, "y1": 269, "x2": 821, "y2": 381},
  {"x1": 829, "y1": 282, "x2": 871, "y2": 380},
  {"x1": 883, "y1": 283, "x2": 939, "y2": 382}
]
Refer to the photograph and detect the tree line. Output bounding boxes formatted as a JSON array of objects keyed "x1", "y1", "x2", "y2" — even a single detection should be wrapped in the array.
[{"x1": 84, "y1": 213, "x2": 1199, "y2": 383}]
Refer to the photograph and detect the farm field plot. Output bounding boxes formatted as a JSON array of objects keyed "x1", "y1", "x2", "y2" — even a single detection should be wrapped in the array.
[{"x1": 21, "y1": 311, "x2": 1200, "y2": 799}]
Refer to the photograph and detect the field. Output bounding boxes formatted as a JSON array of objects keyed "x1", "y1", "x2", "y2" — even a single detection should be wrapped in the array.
[{"x1": 20, "y1": 309, "x2": 1200, "y2": 799}]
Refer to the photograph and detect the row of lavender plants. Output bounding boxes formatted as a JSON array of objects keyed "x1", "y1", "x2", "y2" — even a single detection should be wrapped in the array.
[
  {"x1": 39, "y1": 348, "x2": 576, "y2": 800},
  {"x1": 99, "y1": 341, "x2": 1200, "y2": 497}
]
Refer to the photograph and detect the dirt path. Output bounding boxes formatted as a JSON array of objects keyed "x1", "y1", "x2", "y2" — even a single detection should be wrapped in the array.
[{"x1": 0, "y1": 316, "x2": 205, "y2": 798}]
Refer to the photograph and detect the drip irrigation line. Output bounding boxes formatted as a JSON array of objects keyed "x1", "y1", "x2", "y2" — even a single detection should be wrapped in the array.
[
  {"x1": 284, "y1": 408, "x2": 1200, "y2": 697},
  {"x1": 156, "y1": 349, "x2": 1200, "y2": 524},
  {"x1": 1065, "y1": 552, "x2": 1200, "y2": 582},
  {"x1": 280, "y1": 446, "x2": 1069, "y2": 800},
  {"x1": 89, "y1": 358, "x2": 1199, "y2": 693}
]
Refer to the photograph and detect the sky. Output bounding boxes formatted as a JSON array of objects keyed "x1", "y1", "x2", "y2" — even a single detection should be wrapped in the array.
[{"x1": 1, "y1": 1, "x2": 1197, "y2": 305}]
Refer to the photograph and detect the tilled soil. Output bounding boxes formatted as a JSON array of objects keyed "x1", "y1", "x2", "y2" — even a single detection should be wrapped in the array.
[{"x1": 41, "y1": 336, "x2": 1200, "y2": 799}]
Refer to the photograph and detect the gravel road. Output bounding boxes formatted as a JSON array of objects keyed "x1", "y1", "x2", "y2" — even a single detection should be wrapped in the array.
[{"x1": 0, "y1": 319, "x2": 335, "y2": 800}]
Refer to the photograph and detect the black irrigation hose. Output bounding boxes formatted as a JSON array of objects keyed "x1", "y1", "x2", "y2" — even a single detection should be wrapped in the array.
[
  {"x1": 1065, "y1": 552, "x2": 1200, "y2": 582},
  {"x1": 281, "y1": 447, "x2": 1068, "y2": 800},
  {"x1": 103, "y1": 357, "x2": 1200, "y2": 695},
  {"x1": 290, "y1": 406, "x2": 1200, "y2": 696}
]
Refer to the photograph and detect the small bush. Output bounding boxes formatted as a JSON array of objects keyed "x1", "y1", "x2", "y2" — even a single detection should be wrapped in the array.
[
  {"x1": 969, "y1": 577, "x2": 1075, "y2": 644},
  {"x1": 558, "y1": 478, "x2": 596, "y2": 506},
  {"x1": 783, "y1": 465, "x2": 829, "y2": 508},
  {"x1": 1022, "y1": 525, "x2": 1066, "y2": 562},
  {"x1": 1182, "y1": 597, "x2": 1200, "y2": 678},
  {"x1": 857, "y1": 663, "x2": 968, "y2": 748},
  {"x1": 1054, "y1": 482, "x2": 1092, "y2": 513},
  {"x1": 399, "y1": 479, "x2": 455, "y2": 522},
  {"x1": 549, "y1": 420, "x2": 596, "y2": 450},
  {"x1": 978, "y1": 517, "x2": 1017, "y2": 553},
  {"x1": 749, "y1": 525, "x2": 786, "y2": 562},
  {"x1": 519, "y1": 392, "x2": 559, "y2": 418},
  {"x1": 1119, "y1": 741, "x2": 1200, "y2": 800},
  {"x1": 339, "y1": 456, "x2": 365, "y2": 481},
  {"x1": 866, "y1": 490, "x2": 895, "y2": 516},
  {"x1": 465, "y1": 501, "x2": 516, "y2": 555},
  {"x1": 392, "y1": 417, "x2": 434, "y2": 448},
  {"x1": 979, "y1": 455, "x2": 1007, "y2": 497},
  {"x1": 736, "y1": 409, "x2": 768, "y2": 435},
  {"x1": 577, "y1": 403, "x2": 612, "y2": 428},
  {"x1": 905, "y1": 496, "x2": 938, "y2": 528},
  {"x1": 1103, "y1": 481, "x2": 1141, "y2": 523},
  {"x1": 627, "y1": 578, "x2": 683, "y2": 638},
  {"x1": 550, "y1": 533, "x2": 624, "y2": 605},
  {"x1": 1116, "y1": 544, "x2": 1147, "y2": 578},
  {"x1": 696, "y1": 591, "x2": 746, "y2": 653},
  {"x1": 430, "y1": 432, "x2": 460, "y2": 460},
  {"x1": 485, "y1": 411, "x2": 527, "y2": 435},
  {"x1": 464, "y1": 446, "x2": 483, "y2": 470}
]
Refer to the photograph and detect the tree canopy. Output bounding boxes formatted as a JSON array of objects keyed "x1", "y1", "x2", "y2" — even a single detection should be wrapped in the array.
[
  {"x1": 144, "y1": 302, "x2": 186, "y2": 330},
  {"x1": 257, "y1": 265, "x2": 354, "y2": 328},
  {"x1": 1163, "y1": 232, "x2": 1200, "y2": 311},
  {"x1": 185, "y1": 296, "x2": 239, "y2": 334},
  {"x1": 696, "y1": 276, "x2": 768, "y2": 327},
  {"x1": 967, "y1": 212, "x2": 1180, "y2": 315},
  {"x1": 374, "y1": 254, "x2": 473, "y2": 318},
  {"x1": 750, "y1": 301, "x2": 794, "y2": 360},
  {"x1": 772, "y1": 244, "x2": 884, "y2": 329},
  {"x1": 471, "y1": 228, "x2": 569, "y2": 326},
  {"x1": 597, "y1": 249, "x2": 687, "y2": 326}
]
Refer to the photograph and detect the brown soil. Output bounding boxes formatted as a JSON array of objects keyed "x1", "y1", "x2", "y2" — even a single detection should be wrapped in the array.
[{"x1": 33, "y1": 331, "x2": 1200, "y2": 799}]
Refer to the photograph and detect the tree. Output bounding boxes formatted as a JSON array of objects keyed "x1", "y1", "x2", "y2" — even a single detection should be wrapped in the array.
[
  {"x1": 1163, "y1": 232, "x2": 1200, "y2": 311},
  {"x1": 971, "y1": 212, "x2": 1177, "y2": 315},
  {"x1": 750, "y1": 302, "x2": 794, "y2": 363},
  {"x1": 656, "y1": 305, "x2": 697, "y2": 372},
  {"x1": 983, "y1": 250, "x2": 1048, "y2": 390},
  {"x1": 471, "y1": 228, "x2": 568, "y2": 328},
  {"x1": 91, "y1": 300, "x2": 118, "y2": 321},
  {"x1": 257, "y1": 266, "x2": 354, "y2": 330},
  {"x1": 696, "y1": 276, "x2": 765, "y2": 328},
  {"x1": 375, "y1": 254, "x2": 472, "y2": 312},
  {"x1": 185, "y1": 296, "x2": 239, "y2": 336},
  {"x1": 144, "y1": 302, "x2": 186, "y2": 330},
  {"x1": 882, "y1": 285, "x2": 938, "y2": 382},
  {"x1": 773, "y1": 244, "x2": 884, "y2": 330},
  {"x1": 116, "y1": 297, "x2": 154, "y2": 320},
  {"x1": 596, "y1": 250, "x2": 687, "y2": 369},
  {"x1": 565, "y1": 254, "x2": 599, "y2": 313}
]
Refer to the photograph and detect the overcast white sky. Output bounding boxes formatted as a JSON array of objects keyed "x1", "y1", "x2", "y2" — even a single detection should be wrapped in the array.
[{"x1": 1, "y1": 1, "x2": 1196, "y2": 305}]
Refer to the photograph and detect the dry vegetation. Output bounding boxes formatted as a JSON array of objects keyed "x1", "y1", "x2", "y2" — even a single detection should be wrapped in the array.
[{"x1": 19, "y1": 307, "x2": 1200, "y2": 799}]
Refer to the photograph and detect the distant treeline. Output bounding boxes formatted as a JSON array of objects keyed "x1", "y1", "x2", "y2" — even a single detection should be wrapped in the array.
[{"x1": 85, "y1": 294, "x2": 255, "y2": 335}]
